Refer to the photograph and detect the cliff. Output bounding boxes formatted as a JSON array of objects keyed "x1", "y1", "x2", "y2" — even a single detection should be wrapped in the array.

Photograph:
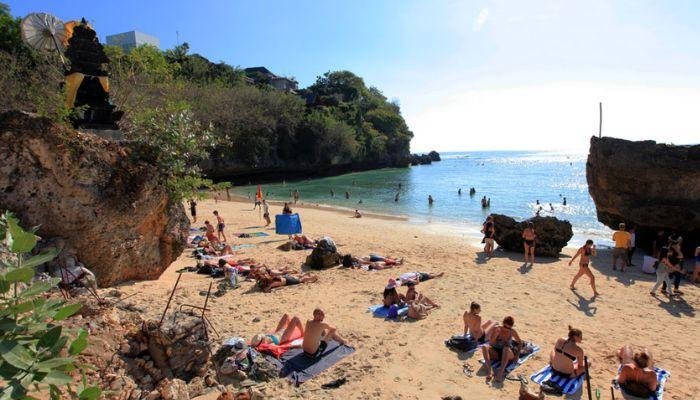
[
  {"x1": 0, "y1": 111, "x2": 189, "y2": 286},
  {"x1": 586, "y1": 136, "x2": 700, "y2": 252}
]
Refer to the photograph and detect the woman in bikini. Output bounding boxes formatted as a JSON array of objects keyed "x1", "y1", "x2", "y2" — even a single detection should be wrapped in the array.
[
  {"x1": 522, "y1": 222, "x2": 537, "y2": 264},
  {"x1": 250, "y1": 314, "x2": 304, "y2": 347},
  {"x1": 568, "y1": 239, "x2": 599, "y2": 296},
  {"x1": 549, "y1": 326, "x2": 586, "y2": 377},
  {"x1": 258, "y1": 272, "x2": 318, "y2": 292},
  {"x1": 482, "y1": 316, "x2": 522, "y2": 382}
]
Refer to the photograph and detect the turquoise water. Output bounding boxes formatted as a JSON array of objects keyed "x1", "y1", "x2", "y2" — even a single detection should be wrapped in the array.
[{"x1": 232, "y1": 151, "x2": 613, "y2": 247}]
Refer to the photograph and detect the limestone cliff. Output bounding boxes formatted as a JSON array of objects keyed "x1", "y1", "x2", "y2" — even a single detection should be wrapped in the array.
[
  {"x1": 0, "y1": 111, "x2": 189, "y2": 286},
  {"x1": 586, "y1": 136, "x2": 699, "y2": 252}
]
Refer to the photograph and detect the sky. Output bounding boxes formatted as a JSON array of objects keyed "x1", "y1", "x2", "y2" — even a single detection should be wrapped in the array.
[{"x1": 6, "y1": 0, "x2": 700, "y2": 152}]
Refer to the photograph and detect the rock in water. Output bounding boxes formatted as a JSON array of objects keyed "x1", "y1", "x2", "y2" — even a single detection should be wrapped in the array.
[
  {"x1": 491, "y1": 214, "x2": 573, "y2": 257},
  {"x1": 587, "y1": 136, "x2": 700, "y2": 252},
  {"x1": 0, "y1": 111, "x2": 189, "y2": 286}
]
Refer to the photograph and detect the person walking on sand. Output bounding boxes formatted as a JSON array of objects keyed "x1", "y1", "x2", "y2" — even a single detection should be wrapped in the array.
[
  {"x1": 213, "y1": 210, "x2": 227, "y2": 242},
  {"x1": 262, "y1": 199, "x2": 271, "y2": 226},
  {"x1": 188, "y1": 199, "x2": 197, "y2": 223},
  {"x1": 650, "y1": 247, "x2": 681, "y2": 297},
  {"x1": 569, "y1": 239, "x2": 599, "y2": 296},
  {"x1": 612, "y1": 223, "x2": 631, "y2": 271},
  {"x1": 303, "y1": 309, "x2": 349, "y2": 358},
  {"x1": 522, "y1": 222, "x2": 537, "y2": 264}
]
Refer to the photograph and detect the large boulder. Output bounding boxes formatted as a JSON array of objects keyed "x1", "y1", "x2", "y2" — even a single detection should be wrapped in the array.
[
  {"x1": 491, "y1": 214, "x2": 573, "y2": 257},
  {"x1": 428, "y1": 150, "x2": 441, "y2": 162},
  {"x1": 0, "y1": 111, "x2": 189, "y2": 286},
  {"x1": 586, "y1": 136, "x2": 699, "y2": 253}
]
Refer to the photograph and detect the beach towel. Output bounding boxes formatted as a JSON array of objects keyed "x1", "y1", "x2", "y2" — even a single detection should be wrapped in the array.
[
  {"x1": 275, "y1": 214, "x2": 302, "y2": 235},
  {"x1": 479, "y1": 344, "x2": 540, "y2": 374},
  {"x1": 368, "y1": 304, "x2": 409, "y2": 319},
  {"x1": 613, "y1": 366, "x2": 670, "y2": 400},
  {"x1": 257, "y1": 338, "x2": 304, "y2": 358},
  {"x1": 530, "y1": 364, "x2": 585, "y2": 395},
  {"x1": 264, "y1": 340, "x2": 355, "y2": 386},
  {"x1": 230, "y1": 244, "x2": 255, "y2": 251},
  {"x1": 235, "y1": 232, "x2": 270, "y2": 238}
]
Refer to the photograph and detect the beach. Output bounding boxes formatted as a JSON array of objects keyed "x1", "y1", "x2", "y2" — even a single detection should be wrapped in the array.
[{"x1": 111, "y1": 198, "x2": 699, "y2": 399}]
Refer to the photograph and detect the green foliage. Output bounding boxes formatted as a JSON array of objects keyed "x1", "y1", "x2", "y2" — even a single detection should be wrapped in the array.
[
  {"x1": 126, "y1": 104, "x2": 216, "y2": 200},
  {"x1": 0, "y1": 212, "x2": 100, "y2": 400}
]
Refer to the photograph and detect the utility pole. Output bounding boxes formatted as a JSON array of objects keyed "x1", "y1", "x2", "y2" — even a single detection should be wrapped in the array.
[{"x1": 598, "y1": 102, "x2": 603, "y2": 138}]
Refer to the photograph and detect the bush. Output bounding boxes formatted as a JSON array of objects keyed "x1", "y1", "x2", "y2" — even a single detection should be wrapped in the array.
[{"x1": 0, "y1": 212, "x2": 100, "y2": 399}]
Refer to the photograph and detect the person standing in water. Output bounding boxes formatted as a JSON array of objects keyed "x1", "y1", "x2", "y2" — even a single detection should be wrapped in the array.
[
  {"x1": 458, "y1": 188, "x2": 462, "y2": 195},
  {"x1": 330, "y1": 189, "x2": 335, "y2": 197},
  {"x1": 563, "y1": 197, "x2": 567, "y2": 206},
  {"x1": 394, "y1": 192, "x2": 400, "y2": 202},
  {"x1": 345, "y1": 191, "x2": 350, "y2": 199},
  {"x1": 569, "y1": 240, "x2": 599, "y2": 296},
  {"x1": 428, "y1": 195, "x2": 434, "y2": 205}
]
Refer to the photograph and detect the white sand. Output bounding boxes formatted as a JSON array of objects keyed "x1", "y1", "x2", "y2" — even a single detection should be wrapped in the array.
[{"x1": 111, "y1": 198, "x2": 699, "y2": 399}]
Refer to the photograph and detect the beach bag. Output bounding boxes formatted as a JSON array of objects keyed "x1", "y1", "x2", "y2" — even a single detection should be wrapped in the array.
[
  {"x1": 541, "y1": 380, "x2": 564, "y2": 396},
  {"x1": 445, "y1": 335, "x2": 477, "y2": 352},
  {"x1": 316, "y1": 237, "x2": 337, "y2": 253}
]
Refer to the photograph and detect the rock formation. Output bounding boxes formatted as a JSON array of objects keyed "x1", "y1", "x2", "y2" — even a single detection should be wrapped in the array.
[
  {"x1": 0, "y1": 111, "x2": 189, "y2": 286},
  {"x1": 587, "y1": 136, "x2": 699, "y2": 252},
  {"x1": 491, "y1": 214, "x2": 573, "y2": 257}
]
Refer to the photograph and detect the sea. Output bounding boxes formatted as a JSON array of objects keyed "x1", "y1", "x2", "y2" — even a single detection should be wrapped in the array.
[{"x1": 231, "y1": 150, "x2": 613, "y2": 248}]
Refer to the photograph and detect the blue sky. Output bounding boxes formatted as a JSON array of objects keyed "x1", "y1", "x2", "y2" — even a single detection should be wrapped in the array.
[{"x1": 6, "y1": 0, "x2": 700, "y2": 151}]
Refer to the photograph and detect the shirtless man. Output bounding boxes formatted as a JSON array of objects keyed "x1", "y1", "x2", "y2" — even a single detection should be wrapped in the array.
[
  {"x1": 213, "y1": 210, "x2": 227, "y2": 242},
  {"x1": 481, "y1": 316, "x2": 522, "y2": 382},
  {"x1": 463, "y1": 302, "x2": 496, "y2": 343},
  {"x1": 522, "y1": 222, "x2": 536, "y2": 264},
  {"x1": 303, "y1": 309, "x2": 348, "y2": 358}
]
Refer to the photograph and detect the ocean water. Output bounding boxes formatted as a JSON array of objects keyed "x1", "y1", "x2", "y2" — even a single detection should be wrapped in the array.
[{"x1": 231, "y1": 151, "x2": 613, "y2": 247}]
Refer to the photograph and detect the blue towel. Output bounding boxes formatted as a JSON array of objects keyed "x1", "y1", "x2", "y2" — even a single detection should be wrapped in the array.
[
  {"x1": 531, "y1": 364, "x2": 585, "y2": 395},
  {"x1": 368, "y1": 304, "x2": 409, "y2": 319},
  {"x1": 479, "y1": 344, "x2": 540, "y2": 373},
  {"x1": 613, "y1": 366, "x2": 670, "y2": 400},
  {"x1": 275, "y1": 214, "x2": 302, "y2": 235},
  {"x1": 263, "y1": 340, "x2": 355, "y2": 386}
]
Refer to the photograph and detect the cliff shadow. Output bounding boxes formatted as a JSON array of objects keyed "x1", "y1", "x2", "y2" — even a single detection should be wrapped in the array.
[
  {"x1": 474, "y1": 248, "x2": 568, "y2": 266},
  {"x1": 588, "y1": 251, "x2": 657, "y2": 288}
]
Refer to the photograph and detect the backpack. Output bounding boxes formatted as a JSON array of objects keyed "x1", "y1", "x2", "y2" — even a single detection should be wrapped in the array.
[
  {"x1": 306, "y1": 250, "x2": 340, "y2": 270},
  {"x1": 444, "y1": 335, "x2": 477, "y2": 352},
  {"x1": 541, "y1": 379, "x2": 564, "y2": 396},
  {"x1": 316, "y1": 237, "x2": 337, "y2": 253}
]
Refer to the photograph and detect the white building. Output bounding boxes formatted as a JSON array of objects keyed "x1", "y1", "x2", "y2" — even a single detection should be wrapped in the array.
[{"x1": 106, "y1": 31, "x2": 160, "y2": 52}]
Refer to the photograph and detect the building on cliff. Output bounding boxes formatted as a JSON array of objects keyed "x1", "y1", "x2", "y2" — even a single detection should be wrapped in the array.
[
  {"x1": 106, "y1": 30, "x2": 160, "y2": 51},
  {"x1": 244, "y1": 66, "x2": 298, "y2": 92}
]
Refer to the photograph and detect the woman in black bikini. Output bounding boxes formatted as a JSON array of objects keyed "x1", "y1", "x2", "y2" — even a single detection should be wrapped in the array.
[
  {"x1": 549, "y1": 326, "x2": 586, "y2": 377},
  {"x1": 522, "y1": 222, "x2": 536, "y2": 264},
  {"x1": 481, "y1": 316, "x2": 522, "y2": 382},
  {"x1": 568, "y1": 239, "x2": 599, "y2": 296}
]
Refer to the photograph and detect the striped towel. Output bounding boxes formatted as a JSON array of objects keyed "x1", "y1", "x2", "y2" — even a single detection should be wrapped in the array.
[
  {"x1": 479, "y1": 344, "x2": 540, "y2": 373},
  {"x1": 531, "y1": 365, "x2": 585, "y2": 395},
  {"x1": 613, "y1": 366, "x2": 670, "y2": 400}
]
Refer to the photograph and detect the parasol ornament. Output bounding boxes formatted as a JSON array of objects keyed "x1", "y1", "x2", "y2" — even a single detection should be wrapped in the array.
[{"x1": 20, "y1": 12, "x2": 68, "y2": 66}]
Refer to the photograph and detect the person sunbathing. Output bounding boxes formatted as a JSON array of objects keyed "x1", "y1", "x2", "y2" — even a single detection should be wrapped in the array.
[
  {"x1": 397, "y1": 271, "x2": 444, "y2": 285},
  {"x1": 303, "y1": 308, "x2": 348, "y2": 358},
  {"x1": 382, "y1": 279, "x2": 405, "y2": 307},
  {"x1": 463, "y1": 302, "x2": 496, "y2": 343},
  {"x1": 250, "y1": 314, "x2": 304, "y2": 347},
  {"x1": 617, "y1": 345, "x2": 658, "y2": 397},
  {"x1": 292, "y1": 234, "x2": 317, "y2": 248},
  {"x1": 549, "y1": 326, "x2": 586, "y2": 378},
  {"x1": 260, "y1": 272, "x2": 318, "y2": 292},
  {"x1": 364, "y1": 254, "x2": 404, "y2": 265},
  {"x1": 404, "y1": 282, "x2": 439, "y2": 307},
  {"x1": 204, "y1": 221, "x2": 220, "y2": 244},
  {"x1": 481, "y1": 316, "x2": 522, "y2": 382}
]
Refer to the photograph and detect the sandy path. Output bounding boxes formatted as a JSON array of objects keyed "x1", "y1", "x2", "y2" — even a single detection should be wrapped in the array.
[{"x1": 111, "y1": 199, "x2": 699, "y2": 400}]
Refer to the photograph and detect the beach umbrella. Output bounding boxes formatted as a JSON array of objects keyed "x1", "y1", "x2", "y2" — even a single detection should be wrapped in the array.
[{"x1": 20, "y1": 12, "x2": 68, "y2": 67}]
